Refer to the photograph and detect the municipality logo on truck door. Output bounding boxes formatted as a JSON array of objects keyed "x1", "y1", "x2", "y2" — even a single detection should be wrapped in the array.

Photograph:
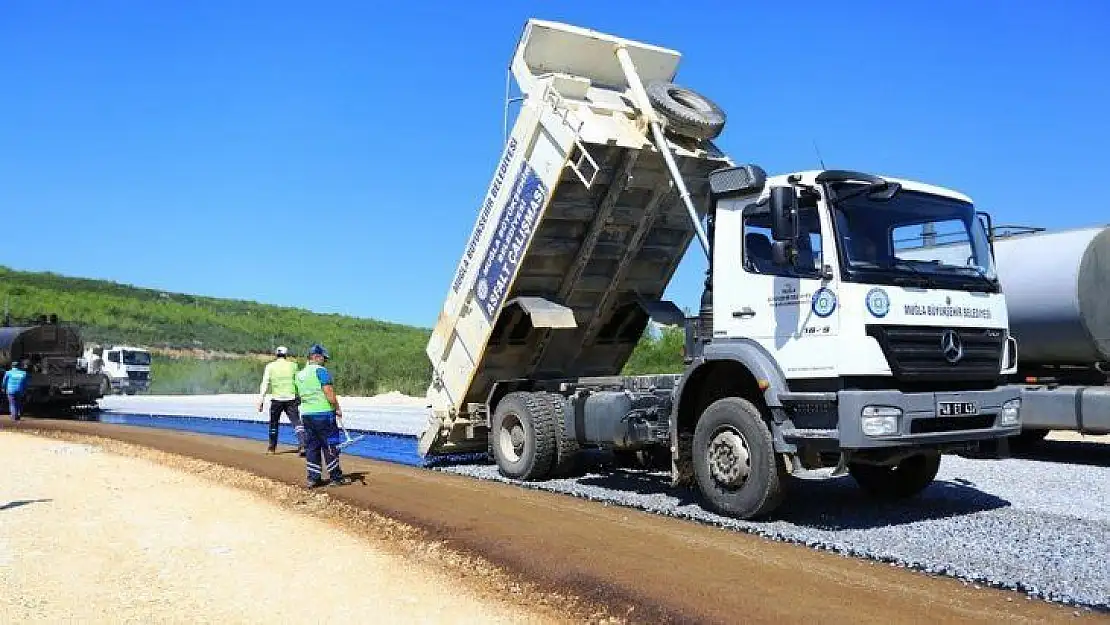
[{"x1": 866, "y1": 288, "x2": 890, "y2": 318}]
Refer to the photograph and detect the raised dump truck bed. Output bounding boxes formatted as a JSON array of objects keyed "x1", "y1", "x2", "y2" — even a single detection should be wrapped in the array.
[{"x1": 419, "y1": 20, "x2": 731, "y2": 456}]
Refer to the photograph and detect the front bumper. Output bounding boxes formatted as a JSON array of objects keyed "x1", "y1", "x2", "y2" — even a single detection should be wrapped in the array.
[
  {"x1": 778, "y1": 386, "x2": 1022, "y2": 450},
  {"x1": 837, "y1": 387, "x2": 1021, "y2": 449}
]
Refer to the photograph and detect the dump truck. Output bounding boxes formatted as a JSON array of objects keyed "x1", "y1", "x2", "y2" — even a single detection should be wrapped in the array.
[
  {"x1": 1, "y1": 314, "x2": 103, "y2": 413},
  {"x1": 991, "y1": 225, "x2": 1110, "y2": 441},
  {"x1": 418, "y1": 19, "x2": 1023, "y2": 519}
]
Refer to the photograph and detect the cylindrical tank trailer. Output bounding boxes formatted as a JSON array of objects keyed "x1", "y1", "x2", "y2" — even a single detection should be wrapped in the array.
[
  {"x1": 0, "y1": 316, "x2": 103, "y2": 412},
  {"x1": 991, "y1": 225, "x2": 1110, "y2": 437},
  {"x1": 992, "y1": 225, "x2": 1110, "y2": 368}
]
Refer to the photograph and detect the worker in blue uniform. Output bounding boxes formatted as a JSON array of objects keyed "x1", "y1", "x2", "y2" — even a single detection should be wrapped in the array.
[
  {"x1": 294, "y1": 344, "x2": 352, "y2": 488},
  {"x1": 3, "y1": 360, "x2": 30, "y2": 421}
]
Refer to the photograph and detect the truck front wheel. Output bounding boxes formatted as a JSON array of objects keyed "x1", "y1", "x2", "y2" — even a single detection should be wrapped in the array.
[
  {"x1": 490, "y1": 392, "x2": 557, "y2": 481},
  {"x1": 848, "y1": 453, "x2": 941, "y2": 499},
  {"x1": 692, "y1": 397, "x2": 787, "y2": 519}
]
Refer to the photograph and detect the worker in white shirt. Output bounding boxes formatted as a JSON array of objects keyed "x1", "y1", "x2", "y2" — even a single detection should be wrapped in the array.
[{"x1": 257, "y1": 346, "x2": 305, "y2": 455}]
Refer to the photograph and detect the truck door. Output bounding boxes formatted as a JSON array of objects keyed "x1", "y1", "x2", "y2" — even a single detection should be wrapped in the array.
[{"x1": 715, "y1": 200, "x2": 840, "y2": 378}]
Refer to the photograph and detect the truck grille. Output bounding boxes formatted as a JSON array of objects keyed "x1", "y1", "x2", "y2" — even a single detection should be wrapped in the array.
[
  {"x1": 127, "y1": 370, "x2": 149, "y2": 381},
  {"x1": 866, "y1": 325, "x2": 1004, "y2": 383}
]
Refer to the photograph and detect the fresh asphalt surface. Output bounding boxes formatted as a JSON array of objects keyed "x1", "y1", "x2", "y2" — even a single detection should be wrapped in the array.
[{"x1": 19, "y1": 396, "x2": 1110, "y2": 617}]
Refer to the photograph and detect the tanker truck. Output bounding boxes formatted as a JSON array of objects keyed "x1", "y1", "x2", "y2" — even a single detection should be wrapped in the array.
[
  {"x1": 0, "y1": 314, "x2": 103, "y2": 413},
  {"x1": 418, "y1": 19, "x2": 1022, "y2": 520},
  {"x1": 992, "y1": 225, "x2": 1110, "y2": 442}
]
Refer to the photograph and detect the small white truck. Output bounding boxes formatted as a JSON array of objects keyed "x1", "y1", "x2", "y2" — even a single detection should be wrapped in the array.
[
  {"x1": 418, "y1": 19, "x2": 1022, "y2": 519},
  {"x1": 81, "y1": 344, "x2": 152, "y2": 395}
]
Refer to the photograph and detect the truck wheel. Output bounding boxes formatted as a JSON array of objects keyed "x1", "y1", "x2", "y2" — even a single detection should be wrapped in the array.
[
  {"x1": 848, "y1": 453, "x2": 941, "y2": 500},
  {"x1": 538, "y1": 392, "x2": 580, "y2": 478},
  {"x1": 1012, "y1": 428, "x2": 1050, "y2": 449},
  {"x1": 692, "y1": 397, "x2": 786, "y2": 519},
  {"x1": 490, "y1": 392, "x2": 557, "y2": 481},
  {"x1": 646, "y1": 81, "x2": 726, "y2": 140}
]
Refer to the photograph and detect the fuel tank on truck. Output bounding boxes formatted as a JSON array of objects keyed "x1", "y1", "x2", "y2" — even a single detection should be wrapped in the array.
[{"x1": 992, "y1": 225, "x2": 1110, "y2": 366}]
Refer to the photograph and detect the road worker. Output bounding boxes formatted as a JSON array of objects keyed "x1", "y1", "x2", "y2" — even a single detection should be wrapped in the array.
[
  {"x1": 294, "y1": 344, "x2": 351, "y2": 488},
  {"x1": 3, "y1": 360, "x2": 29, "y2": 421},
  {"x1": 257, "y1": 345, "x2": 305, "y2": 455}
]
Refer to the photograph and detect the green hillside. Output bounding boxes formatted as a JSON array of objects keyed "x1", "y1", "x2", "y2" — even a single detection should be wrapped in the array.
[{"x1": 0, "y1": 266, "x2": 684, "y2": 395}]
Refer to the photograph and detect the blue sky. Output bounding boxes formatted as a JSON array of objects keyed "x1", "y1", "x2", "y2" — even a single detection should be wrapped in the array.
[{"x1": 2, "y1": 1, "x2": 1108, "y2": 328}]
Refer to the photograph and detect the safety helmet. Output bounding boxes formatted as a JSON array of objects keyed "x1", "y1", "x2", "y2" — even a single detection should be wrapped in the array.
[
  {"x1": 275, "y1": 345, "x2": 288, "y2": 357},
  {"x1": 307, "y1": 344, "x2": 330, "y2": 360}
]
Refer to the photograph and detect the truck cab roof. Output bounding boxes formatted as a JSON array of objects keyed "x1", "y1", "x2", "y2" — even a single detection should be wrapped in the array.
[{"x1": 762, "y1": 170, "x2": 974, "y2": 205}]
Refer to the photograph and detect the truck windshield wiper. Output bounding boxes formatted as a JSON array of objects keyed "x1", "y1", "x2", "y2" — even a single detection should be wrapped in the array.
[
  {"x1": 952, "y1": 265, "x2": 998, "y2": 292},
  {"x1": 892, "y1": 261, "x2": 939, "y2": 288}
]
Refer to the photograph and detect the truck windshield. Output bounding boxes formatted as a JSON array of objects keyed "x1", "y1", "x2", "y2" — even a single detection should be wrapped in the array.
[
  {"x1": 122, "y1": 351, "x2": 152, "y2": 365},
  {"x1": 827, "y1": 182, "x2": 998, "y2": 291}
]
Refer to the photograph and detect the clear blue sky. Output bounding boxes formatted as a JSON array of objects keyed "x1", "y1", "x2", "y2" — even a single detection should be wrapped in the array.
[{"x1": 2, "y1": 1, "x2": 1108, "y2": 328}]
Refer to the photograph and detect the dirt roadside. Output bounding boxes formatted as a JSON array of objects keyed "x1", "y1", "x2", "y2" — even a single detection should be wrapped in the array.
[
  {"x1": 11, "y1": 419, "x2": 1101, "y2": 624},
  {"x1": 0, "y1": 431, "x2": 572, "y2": 624}
]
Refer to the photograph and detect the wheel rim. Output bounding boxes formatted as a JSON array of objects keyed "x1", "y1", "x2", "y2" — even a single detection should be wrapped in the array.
[
  {"x1": 498, "y1": 413, "x2": 526, "y2": 463},
  {"x1": 707, "y1": 426, "x2": 751, "y2": 488}
]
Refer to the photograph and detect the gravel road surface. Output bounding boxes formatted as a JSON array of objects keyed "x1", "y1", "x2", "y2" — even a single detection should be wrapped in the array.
[
  {"x1": 0, "y1": 431, "x2": 554, "y2": 624},
  {"x1": 440, "y1": 447, "x2": 1110, "y2": 610},
  {"x1": 88, "y1": 396, "x2": 1110, "y2": 612},
  {"x1": 11, "y1": 419, "x2": 1098, "y2": 624}
]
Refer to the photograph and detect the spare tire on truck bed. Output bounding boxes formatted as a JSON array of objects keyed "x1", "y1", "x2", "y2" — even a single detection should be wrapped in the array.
[{"x1": 646, "y1": 81, "x2": 726, "y2": 140}]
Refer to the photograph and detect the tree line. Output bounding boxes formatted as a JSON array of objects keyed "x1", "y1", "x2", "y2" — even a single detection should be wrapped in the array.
[{"x1": 1, "y1": 266, "x2": 685, "y2": 396}]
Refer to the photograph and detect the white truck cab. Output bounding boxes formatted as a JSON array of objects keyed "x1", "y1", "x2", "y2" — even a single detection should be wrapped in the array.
[
  {"x1": 702, "y1": 166, "x2": 1020, "y2": 459},
  {"x1": 83, "y1": 344, "x2": 152, "y2": 395}
]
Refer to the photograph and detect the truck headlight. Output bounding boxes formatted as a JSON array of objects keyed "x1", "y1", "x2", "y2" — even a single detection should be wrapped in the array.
[
  {"x1": 999, "y1": 399, "x2": 1021, "y2": 426},
  {"x1": 861, "y1": 406, "x2": 902, "y2": 436}
]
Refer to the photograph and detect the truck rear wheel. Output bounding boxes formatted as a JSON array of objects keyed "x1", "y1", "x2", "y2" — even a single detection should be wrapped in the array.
[
  {"x1": 692, "y1": 397, "x2": 786, "y2": 519},
  {"x1": 848, "y1": 453, "x2": 941, "y2": 500},
  {"x1": 490, "y1": 392, "x2": 557, "y2": 481},
  {"x1": 537, "y1": 392, "x2": 580, "y2": 478}
]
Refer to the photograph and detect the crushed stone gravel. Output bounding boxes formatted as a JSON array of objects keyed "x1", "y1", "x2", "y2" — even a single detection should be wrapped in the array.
[{"x1": 438, "y1": 453, "x2": 1110, "y2": 611}]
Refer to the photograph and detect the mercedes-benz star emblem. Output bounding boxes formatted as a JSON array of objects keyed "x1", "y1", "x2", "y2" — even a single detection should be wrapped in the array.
[{"x1": 941, "y1": 329, "x2": 963, "y2": 364}]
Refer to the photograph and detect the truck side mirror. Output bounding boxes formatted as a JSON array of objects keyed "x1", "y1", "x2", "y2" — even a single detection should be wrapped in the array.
[{"x1": 769, "y1": 187, "x2": 799, "y2": 242}]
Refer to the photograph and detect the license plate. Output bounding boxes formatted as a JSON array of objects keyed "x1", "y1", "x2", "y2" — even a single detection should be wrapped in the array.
[{"x1": 937, "y1": 401, "x2": 978, "y2": 416}]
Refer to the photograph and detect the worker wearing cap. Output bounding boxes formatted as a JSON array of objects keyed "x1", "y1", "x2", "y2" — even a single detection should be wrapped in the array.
[
  {"x1": 257, "y1": 346, "x2": 305, "y2": 455},
  {"x1": 294, "y1": 344, "x2": 351, "y2": 488},
  {"x1": 3, "y1": 360, "x2": 29, "y2": 421}
]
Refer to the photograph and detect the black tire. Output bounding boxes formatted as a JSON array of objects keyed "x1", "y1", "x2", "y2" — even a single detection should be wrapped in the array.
[
  {"x1": 490, "y1": 391, "x2": 557, "y2": 481},
  {"x1": 1012, "y1": 428, "x2": 1050, "y2": 449},
  {"x1": 848, "y1": 453, "x2": 941, "y2": 500},
  {"x1": 692, "y1": 397, "x2": 787, "y2": 519},
  {"x1": 124, "y1": 389, "x2": 137, "y2": 396},
  {"x1": 646, "y1": 81, "x2": 726, "y2": 140},
  {"x1": 538, "y1": 392, "x2": 580, "y2": 478}
]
